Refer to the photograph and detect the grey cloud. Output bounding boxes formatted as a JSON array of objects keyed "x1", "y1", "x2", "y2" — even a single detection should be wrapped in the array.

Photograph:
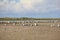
[
  {"x1": 32, "y1": 0, "x2": 60, "y2": 13},
  {"x1": 0, "y1": 0, "x2": 60, "y2": 14}
]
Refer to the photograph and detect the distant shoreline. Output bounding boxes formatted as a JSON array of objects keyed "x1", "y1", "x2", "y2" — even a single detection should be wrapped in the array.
[{"x1": 0, "y1": 17, "x2": 60, "y2": 20}]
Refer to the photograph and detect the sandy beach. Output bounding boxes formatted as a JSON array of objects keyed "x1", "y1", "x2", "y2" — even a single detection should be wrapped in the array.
[{"x1": 0, "y1": 23, "x2": 60, "y2": 40}]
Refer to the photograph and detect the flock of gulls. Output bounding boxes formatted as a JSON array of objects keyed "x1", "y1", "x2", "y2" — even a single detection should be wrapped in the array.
[{"x1": 0, "y1": 20, "x2": 60, "y2": 27}]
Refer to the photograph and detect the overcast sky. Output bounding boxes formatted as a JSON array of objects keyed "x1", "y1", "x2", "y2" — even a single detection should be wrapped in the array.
[{"x1": 0, "y1": 0, "x2": 60, "y2": 18}]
